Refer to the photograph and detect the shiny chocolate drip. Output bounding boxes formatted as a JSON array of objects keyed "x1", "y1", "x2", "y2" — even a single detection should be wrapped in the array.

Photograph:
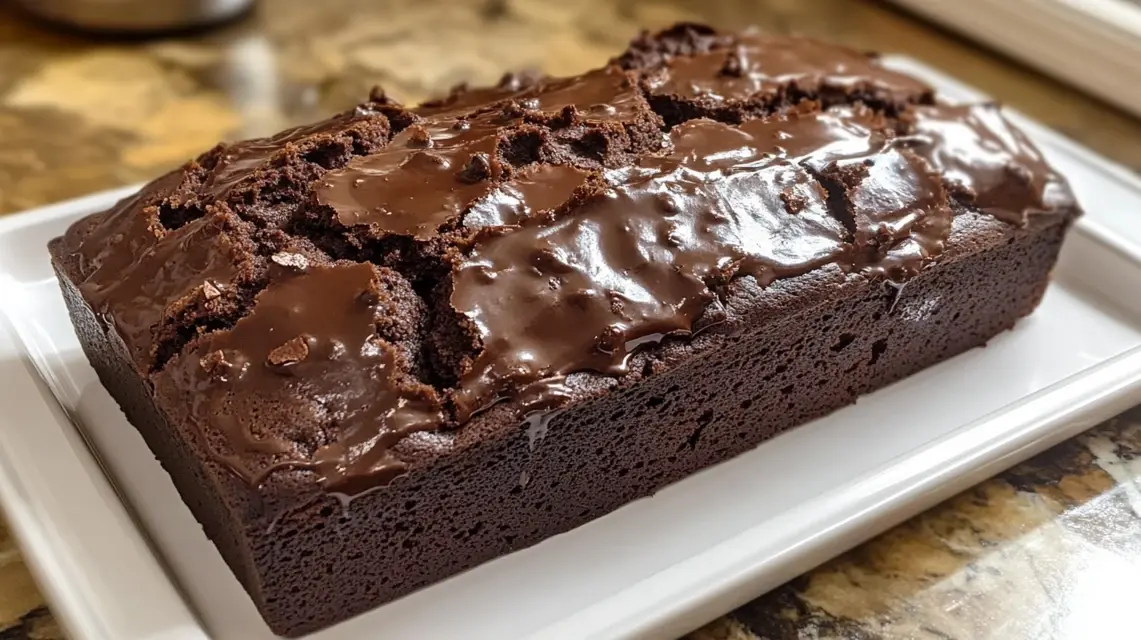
[
  {"x1": 903, "y1": 103, "x2": 1076, "y2": 225},
  {"x1": 843, "y1": 146, "x2": 951, "y2": 279},
  {"x1": 450, "y1": 106, "x2": 952, "y2": 417},
  {"x1": 82, "y1": 215, "x2": 246, "y2": 369},
  {"x1": 463, "y1": 164, "x2": 592, "y2": 229},
  {"x1": 201, "y1": 109, "x2": 386, "y2": 200},
  {"x1": 62, "y1": 173, "x2": 252, "y2": 371},
  {"x1": 159, "y1": 262, "x2": 443, "y2": 495},
  {"x1": 66, "y1": 170, "x2": 184, "y2": 280},
  {"x1": 316, "y1": 66, "x2": 644, "y2": 239},
  {"x1": 414, "y1": 70, "x2": 548, "y2": 117},
  {"x1": 316, "y1": 114, "x2": 508, "y2": 238},
  {"x1": 511, "y1": 66, "x2": 645, "y2": 120},
  {"x1": 647, "y1": 31, "x2": 930, "y2": 105},
  {"x1": 415, "y1": 67, "x2": 641, "y2": 121}
]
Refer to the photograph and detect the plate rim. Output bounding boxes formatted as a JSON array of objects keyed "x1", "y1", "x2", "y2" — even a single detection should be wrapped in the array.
[{"x1": 0, "y1": 318, "x2": 208, "y2": 640}]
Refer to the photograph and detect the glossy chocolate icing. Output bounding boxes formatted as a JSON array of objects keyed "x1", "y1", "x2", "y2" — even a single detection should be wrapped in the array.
[
  {"x1": 463, "y1": 164, "x2": 592, "y2": 229},
  {"x1": 161, "y1": 262, "x2": 443, "y2": 494},
  {"x1": 510, "y1": 66, "x2": 645, "y2": 120},
  {"x1": 200, "y1": 106, "x2": 390, "y2": 200},
  {"x1": 60, "y1": 180, "x2": 258, "y2": 370},
  {"x1": 645, "y1": 30, "x2": 931, "y2": 106},
  {"x1": 450, "y1": 105, "x2": 951, "y2": 417},
  {"x1": 315, "y1": 66, "x2": 644, "y2": 239},
  {"x1": 65, "y1": 170, "x2": 183, "y2": 280},
  {"x1": 63, "y1": 26, "x2": 1077, "y2": 495},
  {"x1": 414, "y1": 70, "x2": 547, "y2": 117},
  {"x1": 85, "y1": 215, "x2": 246, "y2": 368},
  {"x1": 315, "y1": 112, "x2": 509, "y2": 238},
  {"x1": 903, "y1": 103, "x2": 1075, "y2": 225}
]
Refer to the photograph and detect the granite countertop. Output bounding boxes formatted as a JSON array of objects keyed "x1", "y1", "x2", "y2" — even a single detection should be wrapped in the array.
[{"x1": 2, "y1": 1, "x2": 1141, "y2": 638}]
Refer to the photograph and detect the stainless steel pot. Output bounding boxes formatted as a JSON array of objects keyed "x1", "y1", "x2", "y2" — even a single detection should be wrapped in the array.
[{"x1": 14, "y1": 0, "x2": 255, "y2": 33}]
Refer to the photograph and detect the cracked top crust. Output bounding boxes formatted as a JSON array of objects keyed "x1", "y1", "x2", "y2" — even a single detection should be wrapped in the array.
[{"x1": 54, "y1": 23, "x2": 1079, "y2": 496}]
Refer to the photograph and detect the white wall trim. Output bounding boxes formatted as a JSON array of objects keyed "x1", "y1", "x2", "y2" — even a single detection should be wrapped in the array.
[{"x1": 890, "y1": 0, "x2": 1141, "y2": 116}]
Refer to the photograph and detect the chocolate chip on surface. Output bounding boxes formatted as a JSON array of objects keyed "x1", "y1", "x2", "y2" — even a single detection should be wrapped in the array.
[{"x1": 267, "y1": 336, "x2": 311, "y2": 367}]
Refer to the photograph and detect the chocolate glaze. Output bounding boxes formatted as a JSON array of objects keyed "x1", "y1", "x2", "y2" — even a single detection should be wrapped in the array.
[
  {"x1": 59, "y1": 177, "x2": 259, "y2": 370},
  {"x1": 160, "y1": 262, "x2": 443, "y2": 495},
  {"x1": 415, "y1": 67, "x2": 641, "y2": 122},
  {"x1": 201, "y1": 107, "x2": 389, "y2": 200},
  {"x1": 60, "y1": 25, "x2": 1076, "y2": 499},
  {"x1": 64, "y1": 170, "x2": 183, "y2": 280},
  {"x1": 646, "y1": 31, "x2": 931, "y2": 106},
  {"x1": 511, "y1": 66, "x2": 645, "y2": 120},
  {"x1": 83, "y1": 214, "x2": 248, "y2": 369},
  {"x1": 463, "y1": 164, "x2": 592, "y2": 229},
  {"x1": 840, "y1": 146, "x2": 951, "y2": 279},
  {"x1": 612, "y1": 22, "x2": 732, "y2": 71},
  {"x1": 316, "y1": 112, "x2": 508, "y2": 238},
  {"x1": 414, "y1": 70, "x2": 547, "y2": 117},
  {"x1": 316, "y1": 67, "x2": 645, "y2": 239},
  {"x1": 902, "y1": 103, "x2": 1075, "y2": 225},
  {"x1": 450, "y1": 105, "x2": 951, "y2": 417}
]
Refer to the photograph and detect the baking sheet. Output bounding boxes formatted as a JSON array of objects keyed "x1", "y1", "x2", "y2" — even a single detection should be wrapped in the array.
[{"x1": 1, "y1": 58, "x2": 1141, "y2": 639}]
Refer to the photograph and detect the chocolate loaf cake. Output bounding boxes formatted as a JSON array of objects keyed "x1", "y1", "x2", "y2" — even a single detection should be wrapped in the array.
[{"x1": 50, "y1": 24, "x2": 1079, "y2": 636}]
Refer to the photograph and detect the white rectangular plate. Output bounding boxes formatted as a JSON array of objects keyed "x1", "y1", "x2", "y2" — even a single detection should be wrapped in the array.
[{"x1": 2, "y1": 58, "x2": 1141, "y2": 640}]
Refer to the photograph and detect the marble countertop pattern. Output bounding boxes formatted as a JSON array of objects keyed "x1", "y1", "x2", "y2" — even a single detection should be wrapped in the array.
[{"x1": 2, "y1": 1, "x2": 1141, "y2": 638}]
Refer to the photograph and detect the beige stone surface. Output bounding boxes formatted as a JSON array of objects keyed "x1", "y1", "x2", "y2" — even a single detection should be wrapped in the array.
[{"x1": 729, "y1": 416, "x2": 1141, "y2": 639}]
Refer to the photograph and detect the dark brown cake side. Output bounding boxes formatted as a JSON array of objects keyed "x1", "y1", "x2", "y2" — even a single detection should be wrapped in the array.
[{"x1": 50, "y1": 24, "x2": 1079, "y2": 637}]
